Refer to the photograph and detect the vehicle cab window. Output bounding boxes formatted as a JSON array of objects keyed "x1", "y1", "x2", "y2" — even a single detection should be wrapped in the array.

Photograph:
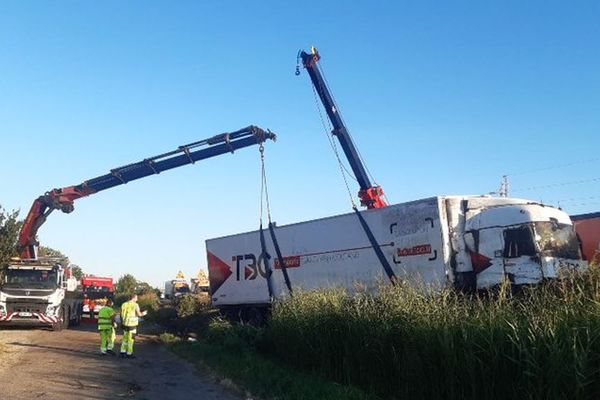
[{"x1": 504, "y1": 226, "x2": 536, "y2": 258}]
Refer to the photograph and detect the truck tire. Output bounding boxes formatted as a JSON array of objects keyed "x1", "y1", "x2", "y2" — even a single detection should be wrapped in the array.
[
  {"x1": 52, "y1": 305, "x2": 67, "y2": 331},
  {"x1": 52, "y1": 320, "x2": 63, "y2": 331},
  {"x1": 455, "y1": 271, "x2": 477, "y2": 293},
  {"x1": 63, "y1": 306, "x2": 70, "y2": 329},
  {"x1": 73, "y1": 307, "x2": 82, "y2": 326},
  {"x1": 247, "y1": 307, "x2": 267, "y2": 327}
]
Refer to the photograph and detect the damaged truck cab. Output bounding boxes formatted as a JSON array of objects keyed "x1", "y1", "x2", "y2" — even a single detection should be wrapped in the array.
[{"x1": 451, "y1": 197, "x2": 586, "y2": 290}]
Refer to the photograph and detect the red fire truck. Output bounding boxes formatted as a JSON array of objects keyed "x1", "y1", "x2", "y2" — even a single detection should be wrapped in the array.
[{"x1": 81, "y1": 276, "x2": 114, "y2": 318}]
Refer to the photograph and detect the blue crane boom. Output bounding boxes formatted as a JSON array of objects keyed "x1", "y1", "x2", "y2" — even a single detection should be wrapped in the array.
[
  {"x1": 19, "y1": 125, "x2": 276, "y2": 258},
  {"x1": 298, "y1": 47, "x2": 386, "y2": 209}
]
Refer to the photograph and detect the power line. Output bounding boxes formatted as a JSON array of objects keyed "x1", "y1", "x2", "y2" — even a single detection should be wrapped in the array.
[
  {"x1": 512, "y1": 176, "x2": 600, "y2": 192},
  {"x1": 557, "y1": 201, "x2": 600, "y2": 209},
  {"x1": 506, "y1": 157, "x2": 600, "y2": 177},
  {"x1": 546, "y1": 195, "x2": 600, "y2": 204}
]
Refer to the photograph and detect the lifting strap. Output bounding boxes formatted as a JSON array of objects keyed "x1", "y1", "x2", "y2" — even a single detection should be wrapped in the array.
[
  {"x1": 259, "y1": 223, "x2": 275, "y2": 299},
  {"x1": 353, "y1": 207, "x2": 397, "y2": 285},
  {"x1": 269, "y1": 221, "x2": 293, "y2": 295},
  {"x1": 259, "y1": 144, "x2": 293, "y2": 296}
]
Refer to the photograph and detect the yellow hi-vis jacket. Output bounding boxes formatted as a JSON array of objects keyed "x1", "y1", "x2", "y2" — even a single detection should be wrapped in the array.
[
  {"x1": 121, "y1": 300, "x2": 139, "y2": 328},
  {"x1": 97, "y1": 306, "x2": 114, "y2": 331}
]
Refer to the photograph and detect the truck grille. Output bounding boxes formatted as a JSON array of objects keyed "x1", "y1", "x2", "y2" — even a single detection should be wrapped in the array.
[
  {"x1": 6, "y1": 300, "x2": 49, "y2": 314},
  {"x1": 1, "y1": 288, "x2": 54, "y2": 297}
]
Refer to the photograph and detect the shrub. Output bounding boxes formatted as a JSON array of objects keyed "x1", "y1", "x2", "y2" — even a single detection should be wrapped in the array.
[
  {"x1": 176, "y1": 294, "x2": 202, "y2": 319},
  {"x1": 138, "y1": 292, "x2": 159, "y2": 313},
  {"x1": 159, "y1": 332, "x2": 181, "y2": 344},
  {"x1": 113, "y1": 293, "x2": 129, "y2": 307}
]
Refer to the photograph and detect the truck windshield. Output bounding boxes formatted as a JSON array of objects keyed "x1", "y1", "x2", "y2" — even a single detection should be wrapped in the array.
[
  {"x1": 504, "y1": 225, "x2": 537, "y2": 258},
  {"x1": 534, "y1": 221, "x2": 581, "y2": 260},
  {"x1": 3, "y1": 269, "x2": 58, "y2": 289}
]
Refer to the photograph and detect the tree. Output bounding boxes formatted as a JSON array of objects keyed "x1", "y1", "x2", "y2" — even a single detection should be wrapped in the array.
[
  {"x1": 69, "y1": 264, "x2": 84, "y2": 280},
  {"x1": 38, "y1": 246, "x2": 70, "y2": 267},
  {"x1": 115, "y1": 274, "x2": 138, "y2": 297},
  {"x1": 136, "y1": 281, "x2": 159, "y2": 296},
  {"x1": 0, "y1": 205, "x2": 74, "y2": 275},
  {"x1": 0, "y1": 205, "x2": 21, "y2": 266}
]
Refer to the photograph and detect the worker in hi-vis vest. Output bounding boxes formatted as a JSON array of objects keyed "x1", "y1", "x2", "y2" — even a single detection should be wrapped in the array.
[
  {"x1": 120, "y1": 293, "x2": 147, "y2": 358},
  {"x1": 97, "y1": 298, "x2": 117, "y2": 355}
]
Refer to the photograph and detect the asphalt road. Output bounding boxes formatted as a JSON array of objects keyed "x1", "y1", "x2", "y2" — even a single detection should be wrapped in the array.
[{"x1": 0, "y1": 322, "x2": 243, "y2": 400}]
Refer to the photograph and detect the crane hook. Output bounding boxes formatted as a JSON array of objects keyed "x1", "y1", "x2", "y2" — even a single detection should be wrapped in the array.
[{"x1": 295, "y1": 50, "x2": 302, "y2": 76}]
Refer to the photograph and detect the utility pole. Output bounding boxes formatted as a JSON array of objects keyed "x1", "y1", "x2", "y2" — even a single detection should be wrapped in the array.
[{"x1": 499, "y1": 175, "x2": 509, "y2": 197}]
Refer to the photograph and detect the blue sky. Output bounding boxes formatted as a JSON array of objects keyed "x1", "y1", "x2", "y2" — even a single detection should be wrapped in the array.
[{"x1": 1, "y1": 1, "x2": 598, "y2": 287}]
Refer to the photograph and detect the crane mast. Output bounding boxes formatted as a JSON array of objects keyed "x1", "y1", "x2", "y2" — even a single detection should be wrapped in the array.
[
  {"x1": 299, "y1": 47, "x2": 387, "y2": 209},
  {"x1": 18, "y1": 125, "x2": 276, "y2": 259}
]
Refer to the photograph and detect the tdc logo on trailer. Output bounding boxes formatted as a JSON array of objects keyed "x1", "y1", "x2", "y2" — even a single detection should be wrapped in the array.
[{"x1": 232, "y1": 254, "x2": 269, "y2": 280}]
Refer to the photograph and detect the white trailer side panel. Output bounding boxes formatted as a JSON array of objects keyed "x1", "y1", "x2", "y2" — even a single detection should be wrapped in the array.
[{"x1": 207, "y1": 197, "x2": 451, "y2": 307}]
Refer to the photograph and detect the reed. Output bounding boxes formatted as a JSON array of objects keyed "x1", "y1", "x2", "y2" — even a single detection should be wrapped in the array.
[{"x1": 253, "y1": 267, "x2": 600, "y2": 399}]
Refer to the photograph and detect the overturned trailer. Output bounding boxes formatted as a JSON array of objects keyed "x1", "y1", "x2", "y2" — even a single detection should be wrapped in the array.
[{"x1": 207, "y1": 196, "x2": 587, "y2": 312}]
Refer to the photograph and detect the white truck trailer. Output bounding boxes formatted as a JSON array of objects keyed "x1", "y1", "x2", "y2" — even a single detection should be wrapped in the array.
[
  {"x1": 208, "y1": 50, "x2": 585, "y2": 311},
  {"x1": 0, "y1": 259, "x2": 83, "y2": 330},
  {"x1": 206, "y1": 196, "x2": 586, "y2": 311},
  {"x1": 164, "y1": 271, "x2": 191, "y2": 300}
]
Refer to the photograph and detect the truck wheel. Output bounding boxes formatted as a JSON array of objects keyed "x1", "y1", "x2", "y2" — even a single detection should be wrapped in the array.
[
  {"x1": 73, "y1": 308, "x2": 81, "y2": 326},
  {"x1": 247, "y1": 307, "x2": 267, "y2": 327},
  {"x1": 455, "y1": 271, "x2": 477, "y2": 293},
  {"x1": 63, "y1": 306, "x2": 70, "y2": 329}
]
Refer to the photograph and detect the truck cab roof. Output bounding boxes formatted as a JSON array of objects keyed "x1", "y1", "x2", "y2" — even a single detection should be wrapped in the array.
[{"x1": 5, "y1": 259, "x2": 61, "y2": 270}]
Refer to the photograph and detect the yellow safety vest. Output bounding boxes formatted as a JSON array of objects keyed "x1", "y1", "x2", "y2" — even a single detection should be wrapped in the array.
[
  {"x1": 121, "y1": 300, "x2": 139, "y2": 328},
  {"x1": 97, "y1": 306, "x2": 114, "y2": 331}
]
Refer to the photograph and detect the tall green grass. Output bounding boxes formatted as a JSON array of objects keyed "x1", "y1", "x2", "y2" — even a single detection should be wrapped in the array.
[
  {"x1": 208, "y1": 265, "x2": 600, "y2": 399},
  {"x1": 264, "y1": 270, "x2": 600, "y2": 399}
]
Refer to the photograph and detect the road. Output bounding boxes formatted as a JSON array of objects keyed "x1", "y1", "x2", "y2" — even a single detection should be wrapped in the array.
[{"x1": 0, "y1": 322, "x2": 243, "y2": 400}]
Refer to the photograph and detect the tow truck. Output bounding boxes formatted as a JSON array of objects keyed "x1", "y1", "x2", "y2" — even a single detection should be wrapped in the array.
[
  {"x1": 0, "y1": 259, "x2": 81, "y2": 330},
  {"x1": 0, "y1": 126, "x2": 275, "y2": 329}
]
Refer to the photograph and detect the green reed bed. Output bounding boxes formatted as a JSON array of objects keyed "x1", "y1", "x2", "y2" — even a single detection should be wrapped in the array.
[{"x1": 255, "y1": 267, "x2": 600, "y2": 399}]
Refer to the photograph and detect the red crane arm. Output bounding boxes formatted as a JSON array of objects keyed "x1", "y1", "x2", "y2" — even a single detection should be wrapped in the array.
[
  {"x1": 18, "y1": 186, "x2": 96, "y2": 259},
  {"x1": 16, "y1": 125, "x2": 275, "y2": 259}
]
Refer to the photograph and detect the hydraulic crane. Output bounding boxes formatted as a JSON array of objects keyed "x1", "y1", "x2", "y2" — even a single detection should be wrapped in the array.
[
  {"x1": 298, "y1": 47, "x2": 387, "y2": 209},
  {"x1": 18, "y1": 125, "x2": 276, "y2": 259}
]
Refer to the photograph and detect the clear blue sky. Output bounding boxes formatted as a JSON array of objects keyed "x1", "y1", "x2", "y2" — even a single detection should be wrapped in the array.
[{"x1": 1, "y1": 1, "x2": 598, "y2": 287}]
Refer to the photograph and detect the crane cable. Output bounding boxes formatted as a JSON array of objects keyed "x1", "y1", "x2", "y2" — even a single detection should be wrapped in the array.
[
  {"x1": 310, "y1": 67, "x2": 397, "y2": 286},
  {"x1": 316, "y1": 62, "x2": 390, "y2": 205},
  {"x1": 259, "y1": 143, "x2": 272, "y2": 225},
  {"x1": 311, "y1": 82, "x2": 357, "y2": 210},
  {"x1": 259, "y1": 144, "x2": 293, "y2": 296}
]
